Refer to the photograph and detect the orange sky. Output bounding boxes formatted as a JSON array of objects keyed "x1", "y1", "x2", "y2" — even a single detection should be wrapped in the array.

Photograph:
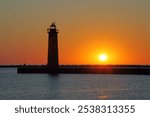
[{"x1": 0, "y1": 0, "x2": 149, "y2": 65}]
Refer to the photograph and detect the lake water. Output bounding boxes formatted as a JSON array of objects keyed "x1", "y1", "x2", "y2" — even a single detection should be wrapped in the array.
[{"x1": 0, "y1": 68, "x2": 150, "y2": 100}]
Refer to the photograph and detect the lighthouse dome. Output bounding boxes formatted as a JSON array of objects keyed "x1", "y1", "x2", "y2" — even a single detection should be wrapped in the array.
[{"x1": 50, "y1": 22, "x2": 56, "y2": 29}]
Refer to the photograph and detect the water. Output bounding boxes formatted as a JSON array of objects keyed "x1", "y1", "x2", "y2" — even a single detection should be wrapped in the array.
[{"x1": 0, "y1": 68, "x2": 150, "y2": 100}]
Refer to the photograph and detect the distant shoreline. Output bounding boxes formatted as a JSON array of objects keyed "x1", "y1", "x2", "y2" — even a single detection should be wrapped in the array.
[
  {"x1": 0, "y1": 65, "x2": 45, "y2": 68},
  {"x1": 0, "y1": 64, "x2": 150, "y2": 68}
]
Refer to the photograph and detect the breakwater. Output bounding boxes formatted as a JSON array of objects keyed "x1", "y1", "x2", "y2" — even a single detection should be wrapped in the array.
[{"x1": 17, "y1": 65, "x2": 150, "y2": 75}]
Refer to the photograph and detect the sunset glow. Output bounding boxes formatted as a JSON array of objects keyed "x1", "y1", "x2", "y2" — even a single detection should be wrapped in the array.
[
  {"x1": 0, "y1": 0, "x2": 149, "y2": 65},
  {"x1": 99, "y1": 54, "x2": 107, "y2": 62}
]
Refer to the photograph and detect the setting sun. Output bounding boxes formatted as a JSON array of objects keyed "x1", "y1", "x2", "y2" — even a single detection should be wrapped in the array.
[{"x1": 99, "y1": 54, "x2": 107, "y2": 62}]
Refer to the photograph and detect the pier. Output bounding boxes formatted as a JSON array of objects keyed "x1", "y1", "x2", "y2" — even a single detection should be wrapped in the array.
[{"x1": 17, "y1": 65, "x2": 150, "y2": 75}]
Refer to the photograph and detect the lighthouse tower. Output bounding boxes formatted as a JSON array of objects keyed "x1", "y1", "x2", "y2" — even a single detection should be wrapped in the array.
[{"x1": 47, "y1": 22, "x2": 59, "y2": 68}]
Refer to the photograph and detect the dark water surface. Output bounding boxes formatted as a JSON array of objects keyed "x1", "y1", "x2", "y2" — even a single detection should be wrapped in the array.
[{"x1": 0, "y1": 68, "x2": 150, "y2": 100}]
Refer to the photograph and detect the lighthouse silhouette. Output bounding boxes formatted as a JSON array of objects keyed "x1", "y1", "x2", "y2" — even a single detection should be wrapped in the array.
[{"x1": 47, "y1": 22, "x2": 59, "y2": 68}]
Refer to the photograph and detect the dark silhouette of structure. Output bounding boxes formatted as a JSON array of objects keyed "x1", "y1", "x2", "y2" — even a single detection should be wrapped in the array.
[
  {"x1": 17, "y1": 22, "x2": 150, "y2": 75},
  {"x1": 47, "y1": 22, "x2": 59, "y2": 68}
]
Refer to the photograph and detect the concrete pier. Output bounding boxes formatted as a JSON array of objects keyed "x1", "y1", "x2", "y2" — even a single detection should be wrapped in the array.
[{"x1": 17, "y1": 65, "x2": 150, "y2": 75}]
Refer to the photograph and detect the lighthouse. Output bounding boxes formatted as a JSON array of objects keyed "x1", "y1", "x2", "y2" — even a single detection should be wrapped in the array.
[{"x1": 47, "y1": 22, "x2": 59, "y2": 68}]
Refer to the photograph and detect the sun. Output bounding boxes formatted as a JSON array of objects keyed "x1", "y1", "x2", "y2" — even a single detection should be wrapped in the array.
[{"x1": 99, "y1": 54, "x2": 107, "y2": 62}]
